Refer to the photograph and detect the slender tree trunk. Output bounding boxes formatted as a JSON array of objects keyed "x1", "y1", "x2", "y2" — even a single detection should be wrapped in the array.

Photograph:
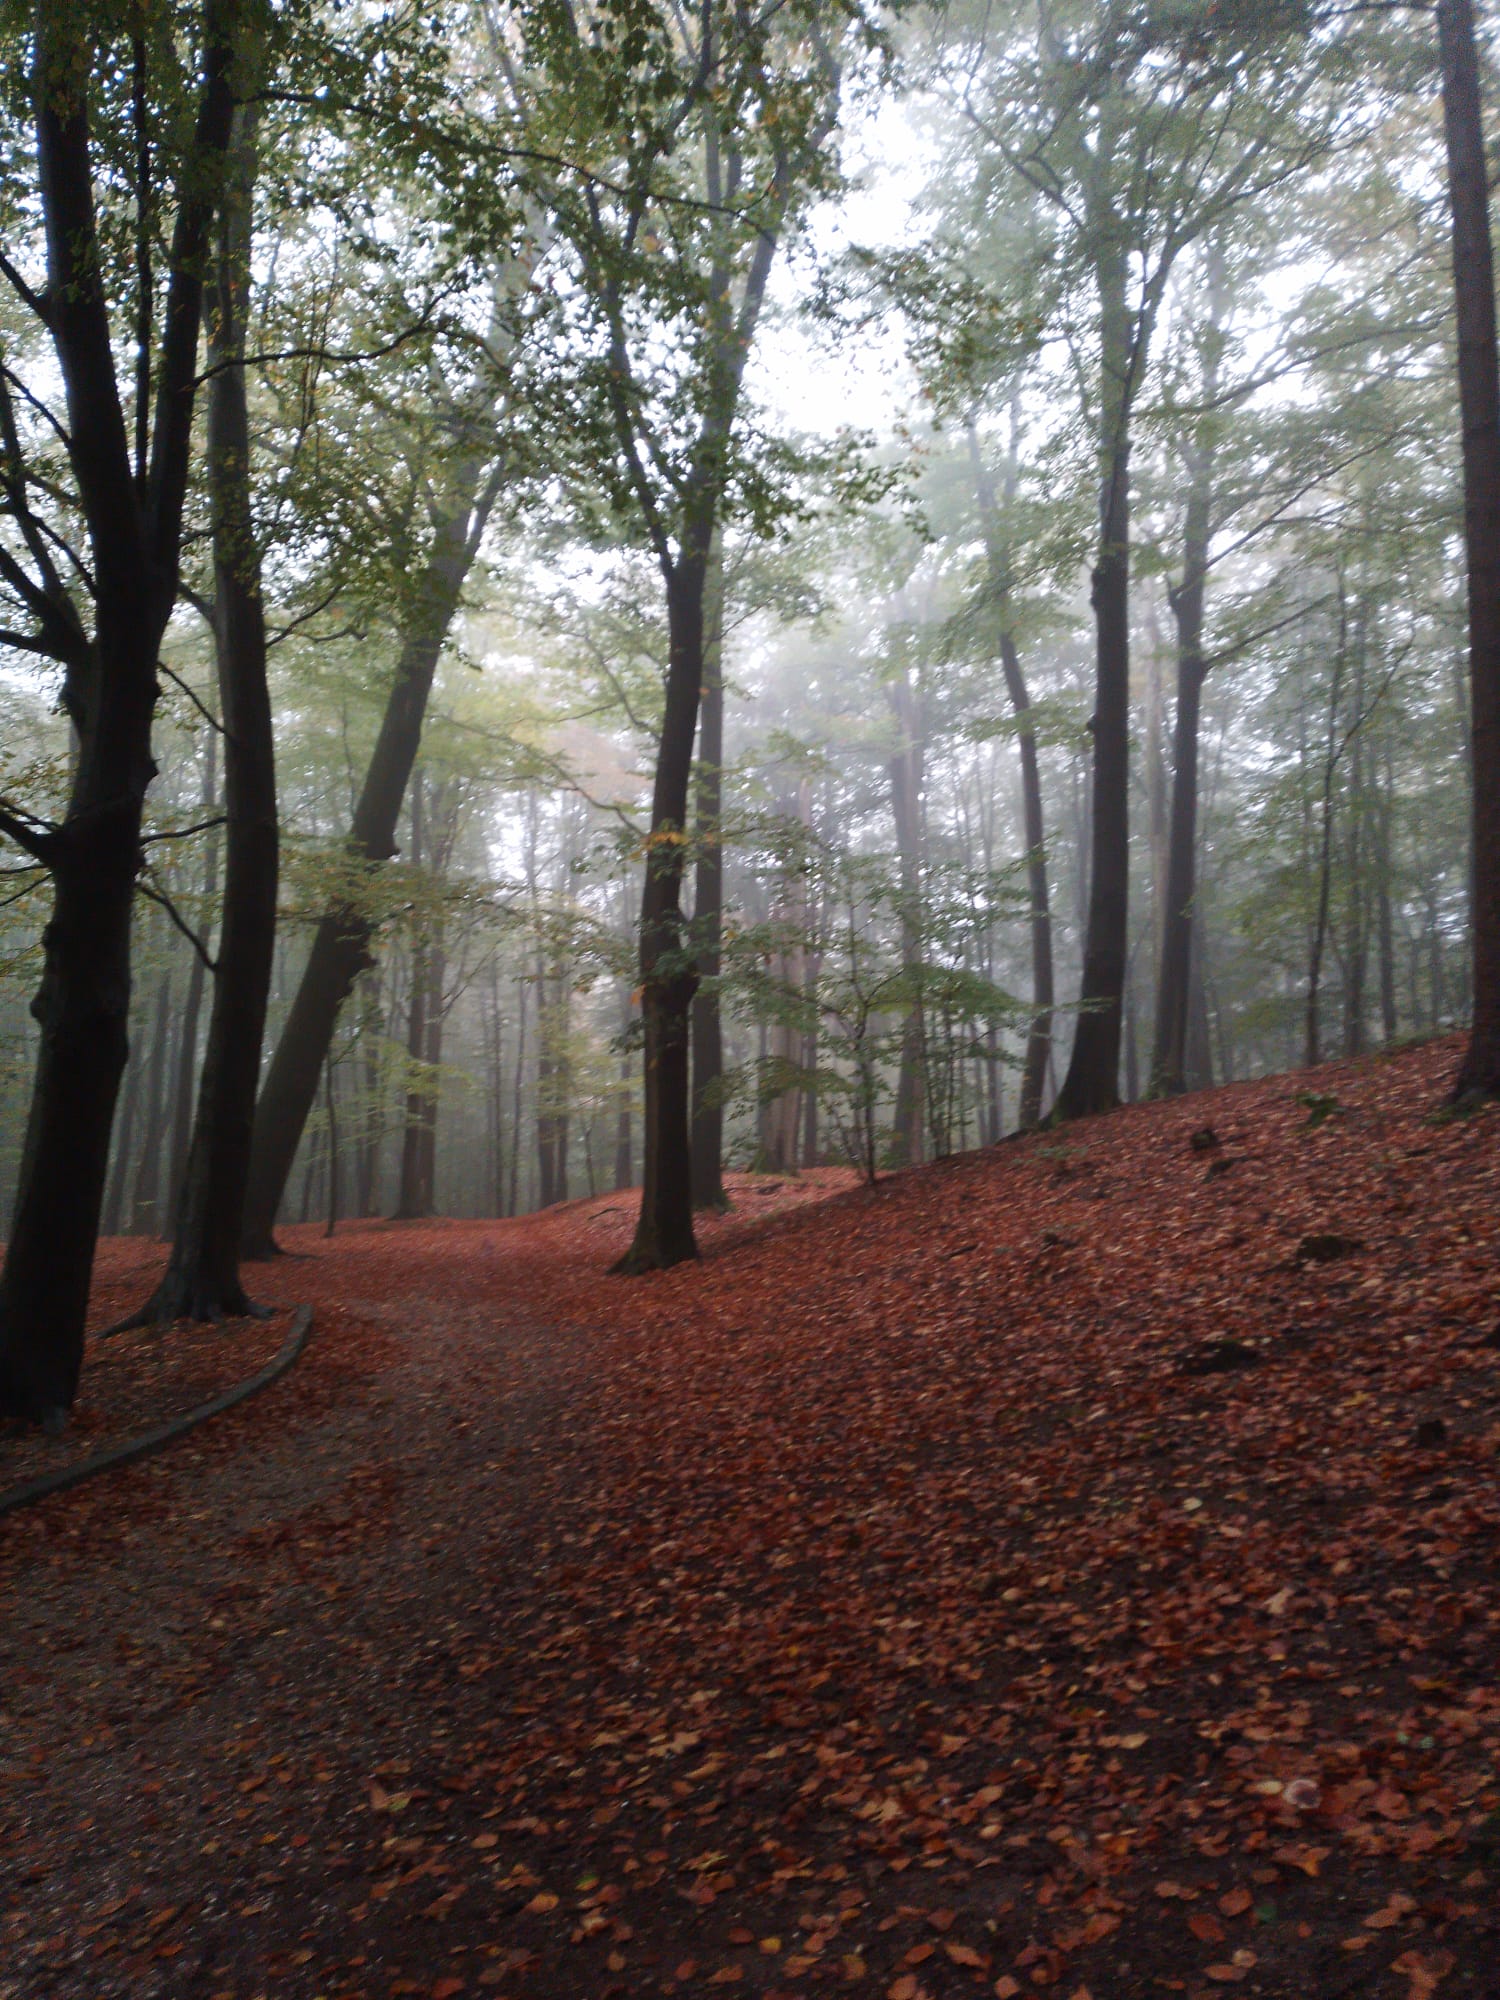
[
  {"x1": 102, "y1": 1036, "x2": 142, "y2": 1240},
  {"x1": 241, "y1": 452, "x2": 495, "y2": 1254},
  {"x1": 130, "y1": 970, "x2": 173, "y2": 1234},
  {"x1": 1377, "y1": 743, "x2": 1400, "y2": 1042},
  {"x1": 690, "y1": 533, "x2": 728, "y2": 1209},
  {"x1": 135, "y1": 78, "x2": 280, "y2": 1323},
  {"x1": 1439, "y1": 0, "x2": 1500, "y2": 1099},
  {"x1": 888, "y1": 673, "x2": 926, "y2": 1167},
  {"x1": 395, "y1": 940, "x2": 433, "y2": 1217},
  {"x1": 508, "y1": 974, "x2": 527, "y2": 1217},
  {"x1": 164, "y1": 728, "x2": 219, "y2": 1231},
  {"x1": 324, "y1": 1057, "x2": 339, "y2": 1237},
  {"x1": 613, "y1": 979, "x2": 634, "y2": 1191}
]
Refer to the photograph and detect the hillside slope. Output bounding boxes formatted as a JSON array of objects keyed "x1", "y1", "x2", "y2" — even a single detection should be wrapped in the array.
[{"x1": 2, "y1": 1037, "x2": 1497, "y2": 2000}]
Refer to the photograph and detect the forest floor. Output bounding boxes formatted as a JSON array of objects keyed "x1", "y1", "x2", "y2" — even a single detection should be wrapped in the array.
[{"x1": 2, "y1": 1037, "x2": 1499, "y2": 2000}]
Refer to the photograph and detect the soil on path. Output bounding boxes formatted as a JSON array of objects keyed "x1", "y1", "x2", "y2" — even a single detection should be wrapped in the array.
[{"x1": 2, "y1": 1048, "x2": 1499, "y2": 2000}]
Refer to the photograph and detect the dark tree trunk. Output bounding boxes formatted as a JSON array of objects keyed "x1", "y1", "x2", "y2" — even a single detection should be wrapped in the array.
[
  {"x1": 132, "y1": 74, "x2": 279, "y2": 1324},
  {"x1": 1057, "y1": 233, "x2": 1136, "y2": 1121},
  {"x1": 690, "y1": 535, "x2": 728, "y2": 1210},
  {"x1": 0, "y1": 1, "x2": 233, "y2": 1420},
  {"x1": 614, "y1": 562, "x2": 705, "y2": 1271},
  {"x1": 324, "y1": 1057, "x2": 340, "y2": 1237},
  {"x1": 241, "y1": 454, "x2": 495, "y2": 1255},
  {"x1": 1439, "y1": 0, "x2": 1500, "y2": 1100}
]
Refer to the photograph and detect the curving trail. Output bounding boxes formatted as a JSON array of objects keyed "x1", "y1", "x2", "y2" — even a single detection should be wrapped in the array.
[{"x1": 2, "y1": 1054, "x2": 1499, "y2": 2000}]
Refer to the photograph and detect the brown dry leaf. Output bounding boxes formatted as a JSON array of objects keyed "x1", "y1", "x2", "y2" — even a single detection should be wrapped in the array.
[
  {"x1": 1189, "y1": 1911, "x2": 1227, "y2": 1945},
  {"x1": 1218, "y1": 1888, "x2": 1253, "y2": 1917}
]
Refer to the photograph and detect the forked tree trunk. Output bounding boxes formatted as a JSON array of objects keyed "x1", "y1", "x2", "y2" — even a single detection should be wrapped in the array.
[
  {"x1": 1439, "y1": 0, "x2": 1500, "y2": 1101},
  {"x1": 0, "y1": 1, "x2": 233, "y2": 1419}
]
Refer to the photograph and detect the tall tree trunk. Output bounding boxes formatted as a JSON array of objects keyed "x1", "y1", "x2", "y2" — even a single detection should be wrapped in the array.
[
  {"x1": 1439, "y1": 0, "x2": 1500, "y2": 1099},
  {"x1": 0, "y1": 0, "x2": 234, "y2": 1420},
  {"x1": 887, "y1": 672, "x2": 926, "y2": 1168},
  {"x1": 1152, "y1": 240, "x2": 1228, "y2": 1096},
  {"x1": 690, "y1": 533, "x2": 728, "y2": 1209},
  {"x1": 614, "y1": 561, "x2": 706, "y2": 1271},
  {"x1": 1057, "y1": 228, "x2": 1135, "y2": 1120},
  {"x1": 133, "y1": 73, "x2": 280, "y2": 1323},
  {"x1": 241, "y1": 449, "x2": 496, "y2": 1255},
  {"x1": 508, "y1": 974, "x2": 527, "y2": 1218}
]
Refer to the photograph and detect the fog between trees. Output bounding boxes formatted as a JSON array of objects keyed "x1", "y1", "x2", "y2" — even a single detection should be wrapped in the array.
[{"x1": 0, "y1": 0, "x2": 1494, "y2": 1418}]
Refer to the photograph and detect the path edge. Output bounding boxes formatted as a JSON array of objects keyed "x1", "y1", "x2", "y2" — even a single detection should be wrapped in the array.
[{"x1": 0, "y1": 1305, "x2": 315, "y2": 1520}]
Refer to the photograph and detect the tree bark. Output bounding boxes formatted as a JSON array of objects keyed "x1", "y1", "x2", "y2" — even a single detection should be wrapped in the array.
[
  {"x1": 1057, "y1": 229, "x2": 1133, "y2": 1121},
  {"x1": 0, "y1": 0, "x2": 233, "y2": 1420},
  {"x1": 1439, "y1": 0, "x2": 1500, "y2": 1100},
  {"x1": 614, "y1": 562, "x2": 706, "y2": 1270}
]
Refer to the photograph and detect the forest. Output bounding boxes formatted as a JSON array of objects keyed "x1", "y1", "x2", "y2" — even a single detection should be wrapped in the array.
[{"x1": 3, "y1": 0, "x2": 1500, "y2": 1995}]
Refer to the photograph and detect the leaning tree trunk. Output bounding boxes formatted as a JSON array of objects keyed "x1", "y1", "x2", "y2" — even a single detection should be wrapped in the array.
[
  {"x1": 690, "y1": 533, "x2": 728, "y2": 1210},
  {"x1": 130, "y1": 77, "x2": 279, "y2": 1324},
  {"x1": 240, "y1": 457, "x2": 492, "y2": 1256},
  {"x1": 0, "y1": 1, "x2": 233, "y2": 1422},
  {"x1": 1439, "y1": 0, "x2": 1500, "y2": 1101}
]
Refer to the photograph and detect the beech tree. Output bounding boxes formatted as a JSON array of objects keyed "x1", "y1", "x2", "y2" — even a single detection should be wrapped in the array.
[{"x1": 512, "y1": 0, "x2": 849, "y2": 1270}]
